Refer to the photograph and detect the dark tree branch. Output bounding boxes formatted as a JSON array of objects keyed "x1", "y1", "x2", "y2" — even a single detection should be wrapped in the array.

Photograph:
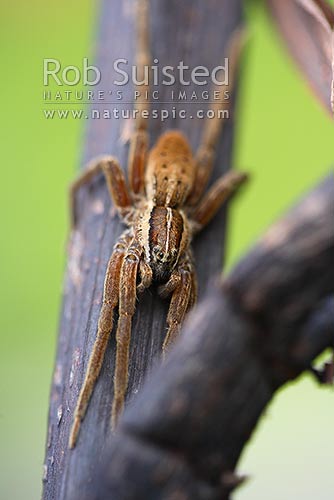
[
  {"x1": 91, "y1": 174, "x2": 334, "y2": 500},
  {"x1": 42, "y1": 1, "x2": 244, "y2": 498}
]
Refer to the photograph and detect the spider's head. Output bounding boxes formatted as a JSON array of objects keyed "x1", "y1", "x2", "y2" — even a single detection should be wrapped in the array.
[{"x1": 149, "y1": 206, "x2": 184, "y2": 281}]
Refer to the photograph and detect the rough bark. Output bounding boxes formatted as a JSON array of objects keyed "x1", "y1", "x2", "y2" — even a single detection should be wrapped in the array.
[
  {"x1": 92, "y1": 174, "x2": 334, "y2": 500},
  {"x1": 42, "y1": 1, "x2": 244, "y2": 498}
]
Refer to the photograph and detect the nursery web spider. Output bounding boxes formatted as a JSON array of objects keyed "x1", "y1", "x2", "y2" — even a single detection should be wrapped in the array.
[{"x1": 69, "y1": 0, "x2": 247, "y2": 448}]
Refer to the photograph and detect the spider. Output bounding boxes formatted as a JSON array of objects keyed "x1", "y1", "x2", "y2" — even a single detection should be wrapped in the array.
[{"x1": 69, "y1": 0, "x2": 247, "y2": 448}]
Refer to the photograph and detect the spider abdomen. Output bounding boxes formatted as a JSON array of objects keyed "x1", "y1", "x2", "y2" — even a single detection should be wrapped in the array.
[{"x1": 145, "y1": 130, "x2": 196, "y2": 207}]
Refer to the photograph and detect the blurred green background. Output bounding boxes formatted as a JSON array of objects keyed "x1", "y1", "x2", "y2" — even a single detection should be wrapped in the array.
[{"x1": 0, "y1": 1, "x2": 332, "y2": 499}]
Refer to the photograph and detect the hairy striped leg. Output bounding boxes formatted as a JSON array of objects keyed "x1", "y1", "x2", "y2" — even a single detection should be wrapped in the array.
[
  {"x1": 191, "y1": 170, "x2": 248, "y2": 231},
  {"x1": 111, "y1": 240, "x2": 144, "y2": 430},
  {"x1": 69, "y1": 231, "x2": 132, "y2": 448},
  {"x1": 188, "y1": 29, "x2": 246, "y2": 205},
  {"x1": 70, "y1": 156, "x2": 132, "y2": 228},
  {"x1": 137, "y1": 260, "x2": 153, "y2": 294},
  {"x1": 188, "y1": 270, "x2": 198, "y2": 311},
  {"x1": 127, "y1": 0, "x2": 150, "y2": 195},
  {"x1": 161, "y1": 257, "x2": 195, "y2": 357}
]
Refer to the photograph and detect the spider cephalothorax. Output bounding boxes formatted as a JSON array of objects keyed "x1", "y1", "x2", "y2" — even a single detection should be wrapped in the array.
[
  {"x1": 68, "y1": 0, "x2": 247, "y2": 449},
  {"x1": 145, "y1": 205, "x2": 185, "y2": 280}
]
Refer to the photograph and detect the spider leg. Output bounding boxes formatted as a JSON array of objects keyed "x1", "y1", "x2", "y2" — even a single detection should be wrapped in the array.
[
  {"x1": 111, "y1": 240, "x2": 143, "y2": 430},
  {"x1": 188, "y1": 269, "x2": 198, "y2": 311},
  {"x1": 137, "y1": 260, "x2": 153, "y2": 294},
  {"x1": 158, "y1": 272, "x2": 181, "y2": 299},
  {"x1": 191, "y1": 170, "x2": 248, "y2": 231},
  {"x1": 70, "y1": 156, "x2": 132, "y2": 228},
  {"x1": 69, "y1": 230, "x2": 132, "y2": 448},
  {"x1": 162, "y1": 258, "x2": 195, "y2": 356},
  {"x1": 187, "y1": 29, "x2": 245, "y2": 205},
  {"x1": 159, "y1": 250, "x2": 198, "y2": 304},
  {"x1": 128, "y1": 0, "x2": 151, "y2": 195}
]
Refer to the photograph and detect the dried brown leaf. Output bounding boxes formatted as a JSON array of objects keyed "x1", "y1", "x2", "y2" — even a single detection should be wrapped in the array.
[{"x1": 267, "y1": 0, "x2": 334, "y2": 116}]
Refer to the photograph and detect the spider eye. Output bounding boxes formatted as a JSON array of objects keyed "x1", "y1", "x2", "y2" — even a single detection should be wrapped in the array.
[{"x1": 152, "y1": 246, "x2": 164, "y2": 260}]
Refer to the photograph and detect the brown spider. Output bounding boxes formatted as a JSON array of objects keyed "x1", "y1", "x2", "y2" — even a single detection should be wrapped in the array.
[{"x1": 69, "y1": 0, "x2": 247, "y2": 448}]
